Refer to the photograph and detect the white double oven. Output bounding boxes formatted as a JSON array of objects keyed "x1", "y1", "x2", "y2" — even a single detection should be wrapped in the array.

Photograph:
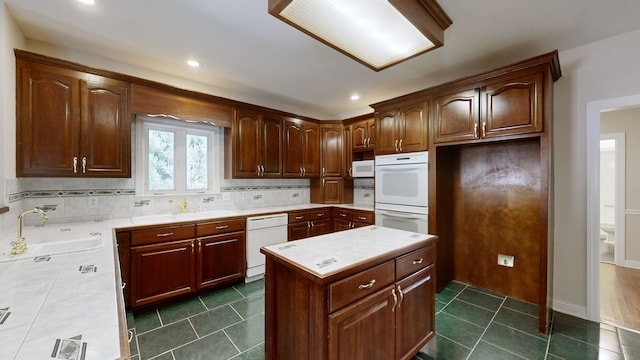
[{"x1": 374, "y1": 151, "x2": 428, "y2": 234}]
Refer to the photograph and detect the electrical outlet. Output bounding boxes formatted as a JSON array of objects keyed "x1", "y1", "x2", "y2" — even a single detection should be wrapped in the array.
[
  {"x1": 222, "y1": 192, "x2": 231, "y2": 201},
  {"x1": 497, "y1": 254, "x2": 514, "y2": 267},
  {"x1": 88, "y1": 197, "x2": 98, "y2": 209}
]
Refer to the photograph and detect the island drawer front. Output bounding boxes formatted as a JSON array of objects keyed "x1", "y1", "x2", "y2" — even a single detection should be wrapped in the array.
[
  {"x1": 131, "y1": 225, "x2": 196, "y2": 246},
  {"x1": 333, "y1": 209, "x2": 351, "y2": 219},
  {"x1": 328, "y1": 260, "x2": 395, "y2": 313},
  {"x1": 395, "y1": 245, "x2": 434, "y2": 280},
  {"x1": 289, "y1": 212, "x2": 310, "y2": 223},
  {"x1": 196, "y1": 219, "x2": 245, "y2": 237}
]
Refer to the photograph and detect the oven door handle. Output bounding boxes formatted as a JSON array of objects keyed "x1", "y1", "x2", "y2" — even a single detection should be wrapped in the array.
[
  {"x1": 376, "y1": 209, "x2": 426, "y2": 219},
  {"x1": 376, "y1": 166, "x2": 424, "y2": 172}
]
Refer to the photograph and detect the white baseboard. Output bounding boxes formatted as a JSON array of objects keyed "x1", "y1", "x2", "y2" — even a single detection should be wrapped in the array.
[
  {"x1": 622, "y1": 259, "x2": 640, "y2": 269},
  {"x1": 552, "y1": 299, "x2": 588, "y2": 320}
]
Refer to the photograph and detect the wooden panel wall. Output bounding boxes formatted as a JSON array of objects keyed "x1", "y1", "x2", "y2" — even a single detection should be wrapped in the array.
[{"x1": 452, "y1": 139, "x2": 542, "y2": 303}]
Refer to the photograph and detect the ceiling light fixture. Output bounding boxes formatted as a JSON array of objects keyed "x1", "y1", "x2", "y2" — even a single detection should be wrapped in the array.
[
  {"x1": 78, "y1": 0, "x2": 95, "y2": 5},
  {"x1": 269, "y1": 0, "x2": 452, "y2": 71},
  {"x1": 350, "y1": 94, "x2": 360, "y2": 101},
  {"x1": 187, "y1": 60, "x2": 200, "y2": 68}
]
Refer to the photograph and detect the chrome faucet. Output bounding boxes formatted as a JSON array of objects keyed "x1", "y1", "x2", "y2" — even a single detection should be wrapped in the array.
[
  {"x1": 11, "y1": 208, "x2": 48, "y2": 256},
  {"x1": 169, "y1": 199, "x2": 188, "y2": 213}
]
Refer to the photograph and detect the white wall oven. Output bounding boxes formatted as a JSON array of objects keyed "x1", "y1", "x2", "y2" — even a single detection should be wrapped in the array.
[{"x1": 375, "y1": 151, "x2": 428, "y2": 233}]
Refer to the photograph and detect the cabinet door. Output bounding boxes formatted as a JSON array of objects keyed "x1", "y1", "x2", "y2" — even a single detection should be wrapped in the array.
[
  {"x1": 303, "y1": 122, "x2": 321, "y2": 177},
  {"x1": 322, "y1": 126, "x2": 343, "y2": 177},
  {"x1": 310, "y1": 218, "x2": 332, "y2": 237},
  {"x1": 80, "y1": 77, "x2": 131, "y2": 177},
  {"x1": 375, "y1": 110, "x2": 399, "y2": 154},
  {"x1": 17, "y1": 63, "x2": 80, "y2": 176},
  {"x1": 234, "y1": 109, "x2": 261, "y2": 177},
  {"x1": 352, "y1": 121, "x2": 368, "y2": 151},
  {"x1": 323, "y1": 178, "x2": 344, "y2": 204},
  {"x1": 283, "y1": 119, "x2": 304, "y2": 177},
  {"x1": 433, "y1": 89, "x2": 479, "y2": 144},
  {"x1": 130, "y1": 239, "x2": 195, "y2": 308},
  {"x1": 260, "y1": 115, "x2": 283, "y2": 177},
  {"x1": 344, "y1": 126, "x2": 353, "y2": 177},
  {"x1": 333, "y1": 218, "x2": 352, "y2": 232},
  {"x1": 398, "y1": 102, "x2": 427, "y2": 153},
  {"x1": 197, "y1": 231, "x2": 246, "y2": 289},
  {"x1": 395, "y1": 266, "x2": 435, "y2": 360},
  {"x1": 482, "y1": 72, "x2": 544, "y2": 138},
  {"x1": 367, "y1": 119, "x2": 376, "y2": 149},
  {"x1": 328, "y1": 285, "x2": 396, "y2": 360},
  {"x1": 288, "y1": 222, "x2": 310, "y2": 241}
]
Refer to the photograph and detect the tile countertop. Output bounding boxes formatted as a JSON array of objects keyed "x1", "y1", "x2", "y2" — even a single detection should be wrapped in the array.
[
  {"x1": 261, "y1": 226, "x2": 437, "y2": 279},
  {"x1": 0, "y1": 203, "x2": 373, "y2": 359}
]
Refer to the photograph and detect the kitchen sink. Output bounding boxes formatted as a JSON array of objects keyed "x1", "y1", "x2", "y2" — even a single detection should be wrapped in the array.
[
  {"x1": 0, "y1": 235, "x2": 104, "y2": 262},
  {"x1": 130, "y1": 209, "x2": 239, "y2": 225}
]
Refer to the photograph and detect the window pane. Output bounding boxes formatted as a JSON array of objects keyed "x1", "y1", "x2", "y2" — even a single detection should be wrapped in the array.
[
  {"x1": 186, "y1": 134, "x2": 208, "y2": 190},
  {"x1": 148, "y1": 129, "x2": 174, "y2": 191}
]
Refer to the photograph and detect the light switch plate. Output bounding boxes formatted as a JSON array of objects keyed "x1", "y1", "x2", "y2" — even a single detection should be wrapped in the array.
[{"x1": 497, "y1": 254, "x2": 514, "y2": 267}]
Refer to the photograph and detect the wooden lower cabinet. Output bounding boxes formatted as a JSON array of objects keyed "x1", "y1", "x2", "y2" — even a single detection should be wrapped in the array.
[
  {"x1": 197, "y1": 231, "x2": 246, "y2": 289},
  {"x1": 130, "y1": 239, "x2": 195, "y2": 308},
  {"x1": 287, "y1": 209, "x2": 332, "y2": 241},
  {"x1": 264, "y1": 242, "x2": 436, "y2": 360},
  {"x1": 118, "y1": 218, "x2": 246, "y2": 310}
]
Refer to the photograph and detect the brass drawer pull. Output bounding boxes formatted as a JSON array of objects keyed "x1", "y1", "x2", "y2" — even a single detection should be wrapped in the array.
[
  {"x1": 317, "y1": 213, "x2": 324, "y2": 217},
  {"x1": 412, "y1": 258, "x2": 424, "y2": 265},
  {"x1": 215, "y1": 225, "x2": 229, "y2": 230},
  {"x1": 156, "y1": 232, "x2": 174, "y2": 237},
  {"x1": 358, "y1": 216, "x2": 367, "y2": 220},
  {"x1": 295, "y1": 216, "x2": 304, "y2": 220},
  {"x1": 358, "y1": 279, "x2": 376, "y2": 290}
]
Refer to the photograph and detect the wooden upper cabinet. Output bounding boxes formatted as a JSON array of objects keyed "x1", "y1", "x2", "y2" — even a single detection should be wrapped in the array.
[
  {"x1": 80, "y1": 77, "x2": 130, "y2": 176},
  {"x1": 375, "y1": 110, "x2": 399, "y2": 154},
  {"x1": 375, "y1": 102, "x2": 427, "y2": 155},
  {"x1": 321, "y1": 125, "x2": 343, "y2": 177},
  {"x1": 433, "y1": 89, "x2": 480, "y2": 144},
  {"x1": 232, "y1": 108, "x2": 282, "y2": 178},
  {"x1": 398, "y1": 102, "x2": 427, "y2": 153},
  {"x1": 351, "y1": 117, "x2": 375, "y2": 151},
  {"x1": 16, "y1": 58, "x2": 131, "y2": 177},
  {"x1": 283, "y1": 118, "x2": 320, "y2": 177},
  {"x1": 482, "y1": 71, "x2": 544, "y2": 138},
  {"x1": 434, "y1": 71, "x2": 545, "y2": 144}
]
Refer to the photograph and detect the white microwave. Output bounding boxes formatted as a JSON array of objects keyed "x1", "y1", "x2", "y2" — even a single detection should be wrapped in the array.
[{"x1": 351, "y1": 160, "x2": 375, "y2": 177}]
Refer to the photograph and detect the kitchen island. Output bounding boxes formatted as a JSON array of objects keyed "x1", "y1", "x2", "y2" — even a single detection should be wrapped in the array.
[{"x1": 261, "y1": 226, "x2": 437, "y2": 360}]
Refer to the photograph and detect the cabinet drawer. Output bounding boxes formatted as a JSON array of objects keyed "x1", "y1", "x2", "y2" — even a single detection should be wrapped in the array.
[
  {"x1": 196, "y1": 219, "x2": 245, "y2": 237},
  {"x1": 312, "y1": 209, "x2": 330, "y2": 219},
  {"x1": 352, "y1": 210, "x2": 373, "y2": 224},
  {"x1": 131, "y1": 225, "x2": 196, "y2": 246},
  {"x1": 328, "y1": 260, "x2": 395, "y2": 312},
  {"x1": 333, "y1": 209, "x2": 351, "y2": 219},
  {"x1": 395, "y1": 245, "x2": 434, "y2": 280},
  {"x1": 289, "y1": 212, "x2": 310, "y2": 223}
]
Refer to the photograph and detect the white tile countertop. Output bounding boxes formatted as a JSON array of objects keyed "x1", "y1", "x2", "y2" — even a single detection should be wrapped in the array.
[
  {"x1": 0, "y1": 203, "x2": 373, "y2": 359},
  {"x1": 261, "y1": 225, "x2": 436, "y2": 279}
]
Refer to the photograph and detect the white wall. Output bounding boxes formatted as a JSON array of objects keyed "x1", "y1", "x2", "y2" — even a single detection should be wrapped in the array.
[
  {"x1": 554, "y1": 28, "x2": 640, "y2": 316},
  {"x1": 1, "y1": 3, "x2": 25, "y2": 206}
]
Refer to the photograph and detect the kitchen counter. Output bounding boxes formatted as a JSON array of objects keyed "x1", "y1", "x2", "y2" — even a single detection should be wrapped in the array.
[
  {"x1": 0, "y1": 203, "x2": 373, "y2": 359},
  {"x1": 261, "y1": 226, "x2": 438, "y2": 359},
  {"x1": 261, "y1": 225, "x2": 436, "y2": 279}
]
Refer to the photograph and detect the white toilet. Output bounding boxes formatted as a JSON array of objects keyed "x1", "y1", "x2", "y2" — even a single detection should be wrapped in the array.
[{"x1": 600, "y1": 222, "x2": 616, "y2": 253}]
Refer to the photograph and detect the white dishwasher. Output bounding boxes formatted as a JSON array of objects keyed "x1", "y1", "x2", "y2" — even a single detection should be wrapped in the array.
[{"x1": 246, "y1": 213, "x2": 288, "y2": 282}]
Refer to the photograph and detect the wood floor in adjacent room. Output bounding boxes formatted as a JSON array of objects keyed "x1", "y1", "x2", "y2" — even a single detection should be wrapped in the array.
[{"x1": 601, "y1": 262, "x2": 640, "y2": 331}]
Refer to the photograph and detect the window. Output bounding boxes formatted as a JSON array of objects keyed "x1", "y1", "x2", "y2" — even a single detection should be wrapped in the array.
[{"x1": 136, "y1": 115, "x2": 221, "y2": 195}]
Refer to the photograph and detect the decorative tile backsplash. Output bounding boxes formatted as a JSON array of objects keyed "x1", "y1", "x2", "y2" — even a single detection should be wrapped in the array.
[{"x1": 4, "y1": 177, "x2": 373, "y2": 224}]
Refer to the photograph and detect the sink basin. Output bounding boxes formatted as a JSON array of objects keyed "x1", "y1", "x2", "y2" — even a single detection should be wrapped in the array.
[
  {"x1": 131, "y1": 210, "x2": 239, "y2": 225},
  {"x1": 0, "y1": 236, "x2": 104, "y2": 262}
]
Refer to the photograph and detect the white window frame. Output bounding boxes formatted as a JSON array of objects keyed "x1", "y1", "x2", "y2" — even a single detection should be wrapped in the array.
[{"x1": 136, "y1": 115, "x2": 221, "y2": 196}]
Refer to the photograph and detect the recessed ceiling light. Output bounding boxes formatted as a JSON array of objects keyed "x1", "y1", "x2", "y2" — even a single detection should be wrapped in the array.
[
  {"x1": 187, "y1": 60, "x2": 200, "y2": 68},
  {"x1": 78, "y1": 0, "x2": 95, "y2": 5},
  {"x1": 350, "y1": 94, "x2": 360, "y2": 101}
]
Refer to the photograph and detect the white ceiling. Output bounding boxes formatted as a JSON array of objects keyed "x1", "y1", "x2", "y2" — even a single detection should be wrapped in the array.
[{"x1": 6, "y1": 0, "x2": 640, "y2": 120}]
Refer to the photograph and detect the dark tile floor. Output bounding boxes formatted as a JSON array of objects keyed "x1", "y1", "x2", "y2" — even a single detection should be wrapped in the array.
[{"x1": 127, "y1": 279, "x2": 640, "y2": 360}]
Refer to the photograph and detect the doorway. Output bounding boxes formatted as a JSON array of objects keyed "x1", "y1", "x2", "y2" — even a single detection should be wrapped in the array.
[{"x1": 587, "y1": 94, "x2": 640, "y2": 331}]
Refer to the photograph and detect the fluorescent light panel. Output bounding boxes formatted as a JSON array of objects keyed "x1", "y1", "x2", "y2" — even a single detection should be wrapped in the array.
[{"x1": 271, "y1": 0, "x2": 451, "y2": 71}]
